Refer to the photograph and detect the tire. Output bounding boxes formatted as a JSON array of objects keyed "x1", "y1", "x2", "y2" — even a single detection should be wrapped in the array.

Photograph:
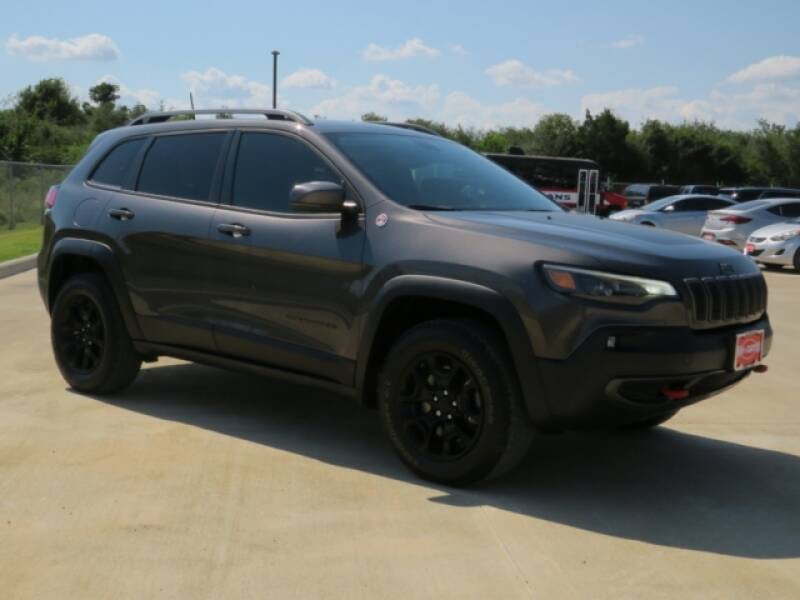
[
  {"x1": 377, "y1": 319, "x2": 535, "y2": 487},
  {"x1": 618, "y1": 410, "x2": 678, "y2": 431},
  {"x1": 50, "y1": 273, "x2": 141, "y2": 394},
  {"x1": 794, "y1": 249, "x2": 800, "y2": 272},
  {"x1": 763, "y1": 263, "x2": 783, "y2": 271}
]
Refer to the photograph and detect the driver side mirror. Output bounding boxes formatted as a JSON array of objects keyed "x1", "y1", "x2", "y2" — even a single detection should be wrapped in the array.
[
  {"x1": 289, "y1": 181, "x2": 357, "y2": 215},
  {"x1": 662, "y1": 204, "x2": 675, "y2": 213}
]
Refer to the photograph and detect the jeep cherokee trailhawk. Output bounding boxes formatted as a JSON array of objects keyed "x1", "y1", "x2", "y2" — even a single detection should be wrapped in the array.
[{"x1": 38, "y1": 109, "x2": 772, "y2": 485}]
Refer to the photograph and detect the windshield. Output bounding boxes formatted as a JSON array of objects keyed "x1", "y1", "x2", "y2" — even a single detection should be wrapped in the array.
[{"x1": 324, "y1": 132, "x2": 560, "y2": 211}]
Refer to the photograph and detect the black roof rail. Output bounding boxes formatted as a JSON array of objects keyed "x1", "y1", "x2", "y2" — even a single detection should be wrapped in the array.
[
  {"x1": 128, "y1": 108, "x2": 313, "y2": 126},
  {"x1": 381, "y1": 122, "x2": 442, "y2": 136}
]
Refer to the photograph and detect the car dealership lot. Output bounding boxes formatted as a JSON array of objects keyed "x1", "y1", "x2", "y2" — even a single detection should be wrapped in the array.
[{"x1": 1, "y1": 269, "x2": 799, "y2": 599}]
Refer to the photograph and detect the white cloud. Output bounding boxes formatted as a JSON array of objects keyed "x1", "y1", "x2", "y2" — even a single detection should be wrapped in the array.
[
  {"x1": 486, "y1": 60, "x2": 579, "y2": 88},
  {"x1": 440, "y1": 91, "x2": 545, "y2": 129},
  {"x1": 581, "y1": 86, "x2": 685, "y2": 123},
  {"x1": 363, "y1": 38, "x2": 440, "y2": 61},
  {"x1": 6, "y1": 33, "x2": 119, "y2": 61},
  {"x1": 98, "y1": 75, "x2": 160, "y2": 108},
  {"x1": 281, "y1": 68, "x2": 335, "y2": 90},
  {"x1": 728, "y1": 55, "x2": 800, "y2": 84},
  {"x1": 611, "y1": 34, "x2": 644, "y2": 49},
  {"x1": 580, "y1": 83, "x2": 800, "y2": 129},
  {"x1": 311, "y1": 74, "x2": 439, "y2": 120},
  {"x1": 181, "y1": 67, "x2": 272, "y2": 107},
  {"x1": 448, "y1": 43, "x2": 469, "y2": 56}
]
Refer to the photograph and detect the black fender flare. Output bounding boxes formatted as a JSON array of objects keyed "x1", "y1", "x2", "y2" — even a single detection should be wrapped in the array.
[
  {"x1": 356, "y1": 274, "x2": 551, "y2": 424},
  {"x1": 46, "y1": 237, "x2": 143, "y2": 340}
]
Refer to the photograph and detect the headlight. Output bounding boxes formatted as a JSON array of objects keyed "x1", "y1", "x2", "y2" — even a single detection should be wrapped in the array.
[
  {"x1": 542, "y1": 264, "x2": 678, "y2": 304},
  {"x1": 770, "y1": 230, "x2": 800, "y2": 242}
]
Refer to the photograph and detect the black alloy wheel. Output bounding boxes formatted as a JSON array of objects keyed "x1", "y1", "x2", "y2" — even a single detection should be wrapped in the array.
[
  {"x1": 395, "y1": 351, "x2": 484, "y2": 461},
  {"x1": 53, "y1": 294, "x2": 106, "y2": 373}
]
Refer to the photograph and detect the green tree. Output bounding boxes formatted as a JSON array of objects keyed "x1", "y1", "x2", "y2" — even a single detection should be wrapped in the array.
[
  {"x1": 16, "y1": 78, "x2": 83, "y2": 126},
  {"x1": 528, "y1": 114, "x2": 580, "y2": 156},
  {"x1": 361, "y1": 111, "x2": 387, "y2": 122},
  {"x1": 89, "y1": 82, "x2": 120, "y2": 106}
]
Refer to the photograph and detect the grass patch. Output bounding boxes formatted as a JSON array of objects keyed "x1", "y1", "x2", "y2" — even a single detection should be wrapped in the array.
[{"x1": 0, "y1": 224, "x2": 43, "y2": 262}]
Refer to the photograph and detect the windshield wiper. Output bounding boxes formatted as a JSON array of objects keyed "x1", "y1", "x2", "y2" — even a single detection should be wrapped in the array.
[{"x1": 406, "y1": 204, "x2": 459, "y2": 211}]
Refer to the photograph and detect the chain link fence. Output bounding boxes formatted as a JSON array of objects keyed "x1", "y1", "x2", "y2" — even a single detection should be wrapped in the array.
[{"x1": 0, "y1": 161, "x2": 74, "y2": 230}]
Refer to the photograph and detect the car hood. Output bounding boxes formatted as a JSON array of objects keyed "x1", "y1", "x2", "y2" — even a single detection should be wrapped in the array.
[
  {"x1": 749, "y1": 221, "x2": 800, "y2": 238},
  {"x1": 425, "y1": 210, "x2": 760, "y2": 279}
]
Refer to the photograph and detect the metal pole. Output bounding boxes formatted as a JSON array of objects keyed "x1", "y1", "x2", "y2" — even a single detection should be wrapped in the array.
[
  {"x1": 271, "y1": 50, "x2": 280, "y2": 109},
  {"x1": 8, "y1": 163, "x2": 16, "y2": 231}
]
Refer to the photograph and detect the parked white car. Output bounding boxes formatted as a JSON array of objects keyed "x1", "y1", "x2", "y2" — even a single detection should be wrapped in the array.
[
  {"x1": 701, "y1": 198, "x2": 800, "y2": 250},
  {"x1": 609, "y1": 194, "x2": 734, "y2": 235},
  {"x1": 744, "y1": 219, "x2": 800, "y2": 271}
]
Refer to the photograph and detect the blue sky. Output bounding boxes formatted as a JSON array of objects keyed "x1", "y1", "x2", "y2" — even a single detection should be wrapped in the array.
[{"x1": 2, "y1": 0, "x2": 799, "y2": 129}]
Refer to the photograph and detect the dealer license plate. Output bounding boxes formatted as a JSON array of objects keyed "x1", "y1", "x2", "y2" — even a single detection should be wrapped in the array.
[{"x1": 734, "y1": 330, "x2": 764, "y2": 371}]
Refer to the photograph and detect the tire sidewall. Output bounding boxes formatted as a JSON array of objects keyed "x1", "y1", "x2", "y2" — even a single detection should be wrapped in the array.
[
  {"x1": 378, "y1": 324, "x2": 514, "y2": 485},
  {"x1": 51, "y1": 276, "x2": 116, "y2": 392}
]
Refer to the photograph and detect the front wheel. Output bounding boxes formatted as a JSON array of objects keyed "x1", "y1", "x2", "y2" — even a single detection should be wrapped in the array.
[
  {"x1": 378, "y1": 319, "x2": 534, "y2": 486},
  {"x1": 51, "y1": 273, "x2": 142, "y2": 394}
]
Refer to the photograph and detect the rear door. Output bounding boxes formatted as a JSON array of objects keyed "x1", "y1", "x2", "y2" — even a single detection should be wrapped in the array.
[
  {"x1": 104, "y1": 130, "x2": 231, "y2": 350},
  {"x1": 207, "y1": 130, "x2": 366, "y2": 385}
]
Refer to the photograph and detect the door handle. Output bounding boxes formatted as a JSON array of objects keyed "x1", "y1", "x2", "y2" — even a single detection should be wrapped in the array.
[
  {"x1": 108, "y1": 208, "x2": 135, "y2": 221},
  {"x1": 217, "y1": 223, "x2": 251, "y2": 238}
]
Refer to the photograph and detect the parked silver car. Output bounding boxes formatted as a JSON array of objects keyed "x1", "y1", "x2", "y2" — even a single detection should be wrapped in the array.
[
  {"x1": 745, "y1": 219, "x2": 800, "y2": 271},
  {"x1": 609, "y1": 194, "x2": 734, "y2": 235},
  {"x1": 701, "y1": 198, "x2": 800, "y2": 250}
]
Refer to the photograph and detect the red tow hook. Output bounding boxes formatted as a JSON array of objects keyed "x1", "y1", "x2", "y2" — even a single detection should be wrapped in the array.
[
  {"x1": 753, "y1": 364, "x2": 769, "y2": 374},
  {"x1": 662, "y1": 387, "x2": 690, "y2": 401}
]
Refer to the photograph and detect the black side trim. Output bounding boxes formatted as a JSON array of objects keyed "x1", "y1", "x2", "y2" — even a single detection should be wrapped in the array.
[{"x1": 133, "y1": 341, "x2": 358, "y2": 398}]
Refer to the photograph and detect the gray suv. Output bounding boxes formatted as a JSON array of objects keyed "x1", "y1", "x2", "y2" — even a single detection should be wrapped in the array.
[{"x1": 38, "y1": 109, "x2": 772, "y2": 486}]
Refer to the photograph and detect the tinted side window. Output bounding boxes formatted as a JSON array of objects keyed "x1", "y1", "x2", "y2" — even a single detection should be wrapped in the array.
[
  {"x1": 233, "y1": 133, "x2": 337, "y2": 212},
  {"x1": 682, "y1": 197, "x2": 728, "y2": 211},
  {"x1": 137, "y1": 133, "x2": 226, "y2": 201},
  {"x1": 781, "y1": 203, "x2": 800, "y2": 218},
  {"x1": 90, "y1": 138, "x2": 146, "y2": 188}
]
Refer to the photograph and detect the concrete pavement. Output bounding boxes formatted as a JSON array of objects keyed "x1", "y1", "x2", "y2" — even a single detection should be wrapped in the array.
[{"x1": 1, "y1": 269, "x2": 799, "y2": 599}]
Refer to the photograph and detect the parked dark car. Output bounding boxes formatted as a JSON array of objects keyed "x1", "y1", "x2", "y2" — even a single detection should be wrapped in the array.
[
  {"x1": 720, "y1": 187, "x2": 800, "y2": 202},
  {"x1": 37, "y1": 109, "x2": 773, "y2": 486},
  {"x1": 679, "y1": 185, "x2": 721, "y2": 195},
  {"x1": 623, "y1": 183, "x2": 681, "y2": 207}
]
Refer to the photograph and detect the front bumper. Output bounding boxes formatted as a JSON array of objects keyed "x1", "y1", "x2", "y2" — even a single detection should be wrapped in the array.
[
  {"x1": 535, "y1": 315, "x2": 772, "y2": 428},
  {"x1": 746, "y1": 239, "x2": 798, "y2": 266}
]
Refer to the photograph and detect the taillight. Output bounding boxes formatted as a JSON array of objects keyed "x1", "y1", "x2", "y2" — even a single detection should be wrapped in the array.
[
  {"x1": 44, "y1": 184, "x2": 60, "y2": 209},
  {"x1": 720, "y1": 215, "x2": 751, "y2": 224}
]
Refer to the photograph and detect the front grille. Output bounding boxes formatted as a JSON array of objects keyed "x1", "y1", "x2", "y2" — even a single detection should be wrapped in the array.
[{"x1": 684, "y1": 274, "x2": 767, "y2": 327}]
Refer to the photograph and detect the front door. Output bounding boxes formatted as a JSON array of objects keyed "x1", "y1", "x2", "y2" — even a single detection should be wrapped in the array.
[{"x1": 206, "y1": 131, "x2": 366, "y2": 385}]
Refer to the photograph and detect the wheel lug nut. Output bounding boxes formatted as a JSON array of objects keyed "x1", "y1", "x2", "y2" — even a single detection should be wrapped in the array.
[
  {"x1": 452, "y1": 401, "x2": 457, "y2": 407},
  {"x1": 443, "y1": 390, "x2": 448, "y2": 396},
  {"x1": 447, "y1": 414, "x2": 453, "y2": 420},
  {"x1": 435, "y1": 410, "x2": 442, "y2": 417}
]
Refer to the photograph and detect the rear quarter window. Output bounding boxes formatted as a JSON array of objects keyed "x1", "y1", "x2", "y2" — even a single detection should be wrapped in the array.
[{"x1": 90, "y1": 138, "x2": 147, "y2": 188}]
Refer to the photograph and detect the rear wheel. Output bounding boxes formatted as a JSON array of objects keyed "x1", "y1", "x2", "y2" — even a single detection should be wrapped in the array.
[
  {"x1": 51, "y1": 274, "x2": 141, "y2": 394},
  {"x1": 793, "y1": 249, "x2": 800, "y2": 272},
  {"x1": 378, "y1": 319, "x2": 534, "y2": 486}
]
